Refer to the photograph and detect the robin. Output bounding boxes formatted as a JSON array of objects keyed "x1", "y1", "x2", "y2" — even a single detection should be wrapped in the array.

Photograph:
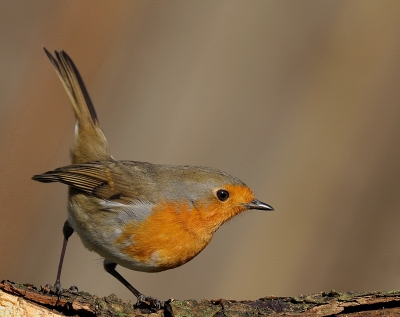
[{"x1": 32, "y1": 48, "x2": 274, "y2": 309}]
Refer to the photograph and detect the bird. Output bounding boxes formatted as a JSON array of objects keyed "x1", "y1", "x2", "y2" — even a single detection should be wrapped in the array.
[{"x1": 32, "y1": 48, "x2": 274, "y2": 309}]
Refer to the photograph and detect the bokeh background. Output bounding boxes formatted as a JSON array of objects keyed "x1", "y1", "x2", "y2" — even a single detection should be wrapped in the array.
[{"x1": 1, "y1": 1, "x2": 400, "y2": 302}]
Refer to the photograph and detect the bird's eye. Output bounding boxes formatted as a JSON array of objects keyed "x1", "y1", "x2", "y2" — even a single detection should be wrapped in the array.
[{"x1": 216, "y1": 189, "x2": 230, "y2": 202}]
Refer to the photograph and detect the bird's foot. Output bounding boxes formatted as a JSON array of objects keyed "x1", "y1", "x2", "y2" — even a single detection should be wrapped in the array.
[
  {"x1": 43, "y1": 283, "x2": 78, "y2": 298},
  {"x1": 136, "y1": 293, "x2": 164, "y2": 311},
  {"x1": 43, "y1": 282, "x2": 62, "y2": 297}
]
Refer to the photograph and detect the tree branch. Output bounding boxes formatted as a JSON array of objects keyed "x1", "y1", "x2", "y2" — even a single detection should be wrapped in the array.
[{"x1": 1, "y1": 280, "x2": 400, "y2": 316}]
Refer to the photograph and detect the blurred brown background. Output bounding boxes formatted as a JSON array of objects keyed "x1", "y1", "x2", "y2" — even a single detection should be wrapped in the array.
[{"x1": 1, "y1": 0, "x2": 400, "y2": 302}]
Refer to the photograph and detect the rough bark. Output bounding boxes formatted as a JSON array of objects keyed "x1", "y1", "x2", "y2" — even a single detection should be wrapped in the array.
[{"x1": 1, "y1": 280, "x2": 400, "y2": 316}]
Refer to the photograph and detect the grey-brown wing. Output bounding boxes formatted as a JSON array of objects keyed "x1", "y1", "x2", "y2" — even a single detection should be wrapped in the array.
[{"x1": 32, "y1": 161, "x2": 140, "y2": 203}]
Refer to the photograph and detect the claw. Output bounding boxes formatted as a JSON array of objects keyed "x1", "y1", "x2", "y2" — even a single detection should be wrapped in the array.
[
  {"x1": 136, "y1": 293, "x2": 164, "y2": 310},
  {"x1": 54, "y1": 281, "x2": 63, "y2": 297},
  {"x1": 42, "y1": 282, "x2": 63, "y2": 297},
  {"x1": 69, "y1": 285, "x2": 79, "y2": 292}
]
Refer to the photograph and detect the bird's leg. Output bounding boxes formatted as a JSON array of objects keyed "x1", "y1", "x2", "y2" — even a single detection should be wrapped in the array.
[
  {"x1": 53, "y1": 220, "x2": 74, "y2": 296},
  {"x1": 103, "y1": 259, "x2": 163, "y2": 310}
]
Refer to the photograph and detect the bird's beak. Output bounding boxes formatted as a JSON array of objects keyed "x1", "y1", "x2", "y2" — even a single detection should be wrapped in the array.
[{"x1": 245, "y1": 199, "x2": 274, "y2": 211}]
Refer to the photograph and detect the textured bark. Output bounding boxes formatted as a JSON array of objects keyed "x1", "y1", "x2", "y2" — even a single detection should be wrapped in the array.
[{"x1": 1, "y1": 280, "x2": 400, "y2": 316}]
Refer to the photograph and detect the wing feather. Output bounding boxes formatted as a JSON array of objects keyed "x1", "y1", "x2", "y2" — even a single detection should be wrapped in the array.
[{"x1": 32, "y1": 162, "x2": 128, "y2": 202}]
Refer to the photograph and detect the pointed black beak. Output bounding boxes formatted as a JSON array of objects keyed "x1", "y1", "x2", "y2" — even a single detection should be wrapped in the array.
[{"x1": 245, "y1": 199, "x2": 274, "y2": 211}]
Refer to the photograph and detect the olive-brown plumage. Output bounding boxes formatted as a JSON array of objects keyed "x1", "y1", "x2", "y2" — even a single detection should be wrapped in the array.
[{"x1": 33, "y1": 48, "x2": 273, "y2": 309}]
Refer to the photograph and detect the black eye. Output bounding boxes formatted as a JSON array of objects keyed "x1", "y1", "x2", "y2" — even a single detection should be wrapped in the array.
[{"x1": 216, "y1": 189, "x2": 230, "y2": 202}]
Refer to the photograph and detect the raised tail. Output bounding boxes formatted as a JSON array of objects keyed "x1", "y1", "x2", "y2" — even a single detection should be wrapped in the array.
[{"x1": 44, "y1": 48, "x2": 111, "y2": 163}]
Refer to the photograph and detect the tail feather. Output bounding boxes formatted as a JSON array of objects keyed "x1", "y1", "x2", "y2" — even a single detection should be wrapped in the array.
[{"x1": 43, "y1": 47, "x2": 111, "y2": 163}]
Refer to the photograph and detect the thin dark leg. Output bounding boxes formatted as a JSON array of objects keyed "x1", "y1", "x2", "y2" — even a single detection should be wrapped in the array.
[
  {"x1": 103, "y1": 259, "x2": 163, "y2": 309},
  {"x1": 54, "y1": 220, "x2": 74, "y2": 295}
]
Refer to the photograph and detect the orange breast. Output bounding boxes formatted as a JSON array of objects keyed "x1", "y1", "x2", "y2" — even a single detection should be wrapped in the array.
[
  {"x1": 115, "y1": 184, "x2": 254, "y2": 271},
  {"x1": 115, "y1": 201, "x2": 216, "y2": 271}
]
